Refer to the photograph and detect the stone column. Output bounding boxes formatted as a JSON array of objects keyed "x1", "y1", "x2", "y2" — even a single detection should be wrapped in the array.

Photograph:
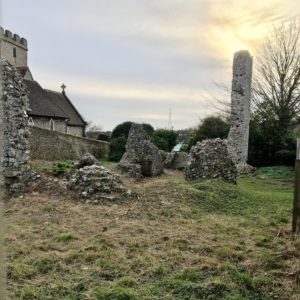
[
  {"x1": 0, "y1": 59, "x2": 30, "y2": 196},
  {"x1": 0, "y1": 59, "x2": 6, "y2": 300},
  {"x1": 0, "y1": 60, "x2": 5, "y2": 198},
  {"x1": 227, "y1": 50, "x2": 253, "y2": 165}
]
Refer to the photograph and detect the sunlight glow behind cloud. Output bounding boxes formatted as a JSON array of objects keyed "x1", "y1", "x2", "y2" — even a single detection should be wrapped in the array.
[{"x1": 206, "y1": 0, "x2": 300, "y2": 58}]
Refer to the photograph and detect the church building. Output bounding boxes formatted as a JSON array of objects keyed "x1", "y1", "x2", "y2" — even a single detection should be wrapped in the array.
[{"x1": 0, "y1": 27, "x2": 86, "y2": 136}]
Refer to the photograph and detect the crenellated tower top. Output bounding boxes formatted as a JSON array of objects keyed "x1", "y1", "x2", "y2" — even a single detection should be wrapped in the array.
[{"x1": 0, "y1": 27, "x2": 28, "y2": 66}]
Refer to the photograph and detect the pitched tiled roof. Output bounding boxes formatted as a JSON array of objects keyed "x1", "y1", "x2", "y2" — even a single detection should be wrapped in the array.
[
  {"x1": 24, "y1": 80, "x2": 67, "y2": 119},
  {"x1": 24, "y1": 80, "x2": 86, "y2": 127},
  {"x1": 44, "y1": 90, "x2": 86, "y2": 126}
]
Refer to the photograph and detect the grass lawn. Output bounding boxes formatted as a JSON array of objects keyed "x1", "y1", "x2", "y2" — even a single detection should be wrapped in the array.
[{"x1": 4, "y1": 164, "x2": 300, "y2": 299}]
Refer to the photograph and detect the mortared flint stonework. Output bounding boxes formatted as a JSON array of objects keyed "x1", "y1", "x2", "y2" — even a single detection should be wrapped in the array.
[
  {"x1": 227, "y1": 50, "x2": 253, "y2": 165},
  {"x1": 185, "y1": 138, "x2": 237, "y2": 184},
  {"x1": 118, "y1": 123, "x2": 163, "y2": 179}
]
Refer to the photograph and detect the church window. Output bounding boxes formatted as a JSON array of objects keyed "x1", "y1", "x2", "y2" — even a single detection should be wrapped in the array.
[
  {"x1": 28, "y1": 117, "x2": 34, "y2": 126},
  {"x1": 50, "y1": 119, "x2": 55, "y2": 131}
]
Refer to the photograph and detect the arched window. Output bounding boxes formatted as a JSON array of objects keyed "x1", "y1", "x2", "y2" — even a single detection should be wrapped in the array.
[
  {"x1": 28, "y1": 117, "x2": 34, "y2": 126},
  {"x1": 13, "y1": 47, "x2": 16, "y2": 58},
  {"x1": 50, "y1": 119, "x2": 55, "y2": 131}
]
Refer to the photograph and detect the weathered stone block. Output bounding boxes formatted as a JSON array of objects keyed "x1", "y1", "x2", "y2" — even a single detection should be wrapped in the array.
[
  {"x1": 185, "y1": 138, "x2": 237, "y2": 183},
  {"x1": 118, "y1": 123, "x2": 163, "y2": 178},
  {"x1": 164, "y1": 152, "x2": 189, "y2": 171},
  {"x1": 0, "y1": 59, "x2": 30, "y2": 196},
  {"x1": 227, "y1": 50, "x2": 252, "y2": 165}
]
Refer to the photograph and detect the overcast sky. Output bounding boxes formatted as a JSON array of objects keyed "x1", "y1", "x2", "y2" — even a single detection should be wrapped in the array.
[{"x1": 1, "y1": 0, "x2": 300, "y2": 130}]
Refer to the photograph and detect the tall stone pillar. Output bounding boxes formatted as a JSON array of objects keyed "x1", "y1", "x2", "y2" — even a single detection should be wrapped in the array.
[
  {"x1": 0, "y1": 59, "x2": 6, "y2": 300},
  {"x1": 0, "y1": 59, "x2": 30, "y2": 196},
  {"x1": 0, "y1": 60, "x2": 6, "y2": 199},
  {"x1": 227, "y1": 50, "x2": 253, "y2": 165}
]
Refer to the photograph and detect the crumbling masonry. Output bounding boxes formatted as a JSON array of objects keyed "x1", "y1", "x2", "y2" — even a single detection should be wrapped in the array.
[
  {"x1": 0, "y1": 59, "x2": 30, "y2": 196},
  {"x1": 185, "y1": 138, "x2": 237, "y2": 183},
  {"x1": 119, "y1": 123, "x2": 163, "y2": 179},
  {"x1": 227, "y1": 51, "x2": 253, "y2": 165}
]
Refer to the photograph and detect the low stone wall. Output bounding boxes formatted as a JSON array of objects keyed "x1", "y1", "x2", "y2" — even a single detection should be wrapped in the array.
[{"x1": 29, "y1": 126, "x2": 109, "y2": 161}]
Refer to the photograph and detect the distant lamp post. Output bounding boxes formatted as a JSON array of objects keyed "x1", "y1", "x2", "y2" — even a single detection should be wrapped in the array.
[{"x1": 293, "y1": 138, "x2": 300, "y2": 234}]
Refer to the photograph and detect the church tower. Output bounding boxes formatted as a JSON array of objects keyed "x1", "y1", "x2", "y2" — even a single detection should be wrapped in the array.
[{"x1": 0, "y1": 27, "x2": 28, "y2": 67}]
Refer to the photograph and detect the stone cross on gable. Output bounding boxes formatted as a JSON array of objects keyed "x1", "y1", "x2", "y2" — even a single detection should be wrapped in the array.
[{"x1": 61, "y1": 83, "x2": 66, "y2": 93}]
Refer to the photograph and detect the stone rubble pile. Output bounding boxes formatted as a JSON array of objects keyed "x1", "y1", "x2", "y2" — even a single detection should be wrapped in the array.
[
  {"x1": 118, "y1": 123, "x2": 163, "y2": 179},
  {"x1": 27, "y1": 170, "x2": 41, "y2": 181},
  {"x1": 72, "y1": 152, "x2": 100, "y2": 168},
  {"x1": 67, "y1": 154, "x2": 129, "y2": 202},
  {"x1": 236, "y1": 163, "x2": 256, "y2": 175},
  {"x1": 185, "y1": 138, "x2": 237, "y2": 183},
  {"x1": 67, "y1": 152, "x2": 100, "y2": 178}
]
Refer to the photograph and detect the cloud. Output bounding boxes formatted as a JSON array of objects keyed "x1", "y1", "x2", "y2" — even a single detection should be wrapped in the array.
[
  {"x1": 76, "y1": 95, "x2": 214, "y2": 130},
  {"x1": 205, "y1": 0, "x2": 300, "y2": 57},
  {"x1": 2, "y1": 0, "x2": 300, "y2": 130},
  {"x1": 33, "y1": 67, "x2": 216, "y2": 104}
]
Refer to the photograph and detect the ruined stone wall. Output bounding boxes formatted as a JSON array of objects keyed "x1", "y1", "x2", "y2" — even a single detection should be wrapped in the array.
[
  {"x1": 29, "y1": 126, "x2": 109, "y2": 161},
  {"x1": 0, "y1": 61, "x2": 4, "y2": 198},
  {"x1": 227, "y1": 50, "x2": 253, "y2": 165},
  {"x1": 185, "y1": 138, "x2": 237, "y2": 183},
  {"x1": 119, "y1": 123, "x2": 163, "y2": 179},
  {"x1": 0, "y1": 59, "x2": 30, "y2": 195}
]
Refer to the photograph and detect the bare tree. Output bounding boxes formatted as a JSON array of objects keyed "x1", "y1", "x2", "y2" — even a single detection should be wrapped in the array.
[
  {"x1": 210, "y1": 81, "x2": 231, "y2": 121},
  {"x1": 253, "y1": 19, "x2": 300, "y2": 128},
  {"x1": 85, "y1": 120, "x2": 103, "y2": 132}
]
